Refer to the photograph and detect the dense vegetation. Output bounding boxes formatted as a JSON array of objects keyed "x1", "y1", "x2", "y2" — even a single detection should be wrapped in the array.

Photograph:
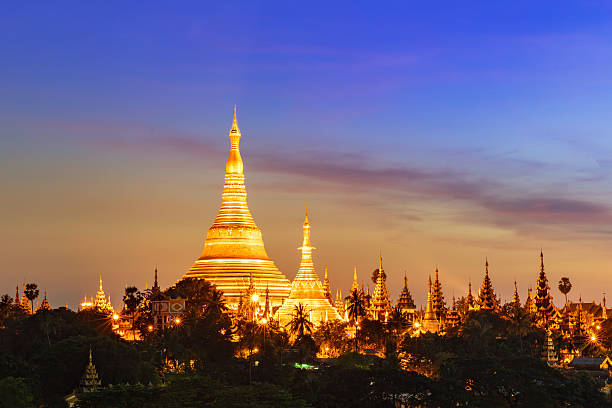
[{"x1": 0, "y1": 282, "x2": 610, "y2": 407}]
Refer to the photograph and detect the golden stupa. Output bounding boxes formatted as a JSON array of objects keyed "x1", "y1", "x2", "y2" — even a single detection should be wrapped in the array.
[
  {"x1": 183, "y1": 107, "x2": 291, "y2": 308},
  {"x1": 276, "y1": 210, "x2": 342, "y2": 325}
]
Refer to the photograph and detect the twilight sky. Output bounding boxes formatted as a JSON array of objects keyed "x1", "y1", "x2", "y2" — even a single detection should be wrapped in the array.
[{"x1": 2, "y1": 2, "x2": 612, "y2": 310}]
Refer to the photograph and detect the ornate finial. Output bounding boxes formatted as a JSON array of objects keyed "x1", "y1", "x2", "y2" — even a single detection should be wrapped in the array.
[
  {"x1": 324, "y1": 265, "x2": 328, "y2": 278},
  {"x1": 99, "y1": 275, "x2": 103, "y2": 291},
  {"x1": 485, "y1": 258, "x2": 489, "y2": 274},
  {"x1": 89, "y1": 346, "x2": 93, "y2": 363}
]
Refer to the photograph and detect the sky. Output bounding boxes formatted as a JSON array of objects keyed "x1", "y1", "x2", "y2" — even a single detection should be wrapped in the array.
[{"x1": 2, "y1": 1, "x2": 612, "y2": 310}]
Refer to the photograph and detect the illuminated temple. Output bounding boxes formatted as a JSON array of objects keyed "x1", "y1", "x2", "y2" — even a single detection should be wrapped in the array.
[
  {"x1": 276, "y1": 210, "x2": 342, "y2": 325},
  {"x1": 183, "y1": 108, "x2": 291, "y2": 308}
]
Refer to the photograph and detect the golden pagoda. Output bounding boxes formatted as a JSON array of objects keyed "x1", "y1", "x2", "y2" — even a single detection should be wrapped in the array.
[
  {"x1": 275, "y1": 210, "x2": 342, "y2": 325},
  {"x1": 184, "y1": 108, "x2": 291, "y2": 308}
]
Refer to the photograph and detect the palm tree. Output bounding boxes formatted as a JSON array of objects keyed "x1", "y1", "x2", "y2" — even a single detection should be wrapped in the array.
[
  {"x1": 558, "y1": 277, "x2": 572, "y2": 306},
  {"x1": 205, "y1": 288, "x2": 228, "y2": 317},
  {"x1": 123, "y1": 286, "x2": 144, "y2": 340},
  {"x1": 286, "y1": 303, "x2": 313, "y2": 338},
  {"x1": 345, "y1": 288, "x2": 366, "y2": 323},
  {"x1": 24, "y1": 283, "x2": 39, "y2": 312}
]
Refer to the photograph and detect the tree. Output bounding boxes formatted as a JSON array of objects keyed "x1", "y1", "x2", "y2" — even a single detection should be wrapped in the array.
[
  {"x1": 345, "y1": 288, "x2": 366, "y2": 323},
  {"x1": 0, "y1": 377, "x2": 34, "y2": 408},
  {"x1": 286, "y1": 304, "x2": 313, "y2": 338},
  {"x1": 558, "y1": 277, "x2": 572, "y2": 306},
  {"x1": 24, "y1": 283, "x2": 39, "y2": 313},
  {"x1": 123, "y1": 286, "x2": 144, "y2": 341}
]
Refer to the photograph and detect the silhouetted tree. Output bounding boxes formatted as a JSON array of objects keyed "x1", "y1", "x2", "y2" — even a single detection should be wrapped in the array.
[
  {"x1": 558, "y1": 277, "x2": 572, "y2": 306},
  {"x1": 123, "y1": 286, "x2": 144, "y2": 341},
  {"x1": 24, "y1": 283, "x2": 39, "y2": 313},
  {"x1": 286, "y1": 304, "x2": 313, "y2": 338}
]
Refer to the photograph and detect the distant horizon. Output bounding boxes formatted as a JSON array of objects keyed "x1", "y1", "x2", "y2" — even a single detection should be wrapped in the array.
[{"x1": 2, "y1": 2, "x2": 612, "y2": 310}]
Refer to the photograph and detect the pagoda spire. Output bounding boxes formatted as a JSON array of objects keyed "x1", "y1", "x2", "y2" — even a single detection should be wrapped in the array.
[
  {"x1": 275, "y1": 209, "x2": 341, "y2": 324},
  {"x1": 422, "y1": 275, "x2": 439, "y2": 332},
  {"x1": 185, "y1": 107, "x2": 291, "y2": 307},
  {"x1": 371, "y1": 255, "x2": 391, "y2": 320},
  {"x1": 15, "y1": 285, "x2": 20, "y2": 306},
  {"x1": 38, "y1": 290, "x2": 51, "y2": 311},
  {"x1": 512, "y1": 280, "x2": 520, "y2": 305},
  {"x1": 351, "y1": 266, "x2": 359, "y2": 292},
  {"x1": 397, "y1": 272, "x2": 416, "y2": 313},
  {"x1": 466, "y1": 279, "x2": 474, "y2": 309},
  {"x1": 534, "y1": 251, "x2": 554, "y2": 320},
  {"x1": 477, "y1": 259, "x2": 499, "y2": 311},
  {"x1": 602, "y1": 294, "x2": 607, "y2": 320},
  {"x1": 431, "y1": 267, "x2": 445, "y2": 319},
  {"x1": 323, "y1": 265, "x2": 331, "y2": 302},
  {"x1": 79, "y1": 347, "x2": 102, "y2": 392}
]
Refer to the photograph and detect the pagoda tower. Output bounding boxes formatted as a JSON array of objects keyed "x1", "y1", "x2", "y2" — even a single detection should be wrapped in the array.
[
  {"x1": 323, "y1": 266, "x2": 331, "y2": 303},
  {"x1": 397, "y1": 273, "x2": 416, "y2": 314},
  {"x1": 534, "y1": 251, "x2": 554, "y2": 320},
  {"x1": 80, "y1": 348, "x2": 102, "y2": 392},
  {"x1": 93, "y1": 276, "x2": 114, "y2": 314},
  {"x1": 466, "y1": 280, "x2": 475, "y2": 311},
  {"x1": 524, "y1": 287, "x2": 537, "y2": 314},
  {"x1": 477, "y1": 259, "x2": 499, "y2": 311},
  {"x1": 184, "y1": 108, "x2": 291, "y2": 308},
  {"x1": 20, "y1": 282, "x2": 32, "y2": 314},
  {"x1": 38, "y1": 290, "x2": 51, "y2": 311},
  {"x1": 275, "y1": 210, "x2": 341, "y2": 325},
  {"x1": 422, "y1": 276, "x2": 439, "y2": 333},
  {"x1": 370, "y1": 256, "x2": 392, "y2": 321},
  {"x1": 14, "y1": 286, "x2": 20, "y2": 307},
  {"x1": 512, "y1": 281, "x2": 520, "y2": 306},
  {"x1": 445, "y1": 296, "x2": 461, "y2": 328},
  {"x1": 334, "y1": 289, "x2": 345, "y2": 317},
  {"x1": 351, "y1": 266, "x2": 359, "y2": 293},
  {"x1": 431, "y1": 268, "x2": 446, "y2": 319}
]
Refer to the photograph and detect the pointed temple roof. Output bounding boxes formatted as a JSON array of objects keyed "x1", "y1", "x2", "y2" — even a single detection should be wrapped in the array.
[
  {"x1": 323, "y1": 265, "x2": 331, "y2": 302},
  {"x1": 20, "y1": 282, "x2": 32, "y2": 314},
  {"x1": 422, "y1": 276, "x2": 440, "y2": 332},
  {"x1": 397, "y1": 273, "x2": 416, "y2": 311},
  {"x1": 351, "y1": 266, "x2": 359, "y2": 293},
  {"x1": 38, "y1": 290, "x2": 51, "y2": 311},
  {"x1": 184, "y1": 108, "x2": 291, "y2": 307},
  {"x1": 431, "y1": 267, "x2": 446, "y2": 319},
  {"x1": 466, "y1": 279, "x2": 475, "y2": 309},
  {"x1": 512, "y1": 281, "x2": 520, "y2": 305},
  {"x1": 370, "y1": 255, "x2": 392, "y2": 320},
  {"x1": 275, "y1": 210, "x2": 341, "y2": 325},
  {"x1": 477, "y1": 259, "x2": 499, "y2": 311},
  {"x1": 80, "y1": 347, "x2": 102, "y2": 392},
  {"x1": 534, "y1": 251, "x2": 554, "y2": 319}
]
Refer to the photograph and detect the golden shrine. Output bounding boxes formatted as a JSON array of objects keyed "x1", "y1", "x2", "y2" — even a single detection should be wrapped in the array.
[
  {"x1": 183, "y1": 108, "x2": 291, "y2": 308},
  {"x1": 276, "y1": 210, "x2": 342, "y2": 325}
]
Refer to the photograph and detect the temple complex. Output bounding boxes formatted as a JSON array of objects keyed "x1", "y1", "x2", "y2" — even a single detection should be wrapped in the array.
[
  {"x1": 276, "y1": 210, "x2": 341, "y2": 325},
  {"x1": 183, "y1": 108, "x2": 291, "y2": 309}
]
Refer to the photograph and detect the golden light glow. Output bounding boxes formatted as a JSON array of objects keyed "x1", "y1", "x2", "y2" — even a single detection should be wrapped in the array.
[
  {"x1": 113, "y1": 313, "x2": 119, "y2": 321},
  {"x1": 251, "y1": 293, "x2": 259, "y2": 302},
  {"x1": 591, "y1": 334, "x2": 597, "y2": 341},
  {"x1": 175, "y1": 317, "x2": 181, "y2": 324},
  {"x1": 253, "y1": 348, "x2": 259, "y2": 353},
  {"x1": 597, "y1": 325, "x2": 601, "y2": 330},
  {"x1": 261, "y1": 318, "x2": 267, "y2": 325},
  {"x1": 414, "y1": 322, "x2": 420, "y2": 328},
  {"x1": 148, "y1": 325, "x2": 153, "y2": 332}
]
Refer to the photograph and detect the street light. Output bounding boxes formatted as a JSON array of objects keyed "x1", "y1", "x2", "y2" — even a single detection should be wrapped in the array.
[
  {"x1": 251, "y1": 294, "x2": 259, "y2": 302},
  {"x1": 113, "y1": 313, "x2": 119, "y2": 321}
]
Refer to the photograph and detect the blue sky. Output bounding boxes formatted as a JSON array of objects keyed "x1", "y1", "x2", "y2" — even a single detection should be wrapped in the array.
[{"x1": 2, "y1": 1, "x2": 612, "y2": 308}]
